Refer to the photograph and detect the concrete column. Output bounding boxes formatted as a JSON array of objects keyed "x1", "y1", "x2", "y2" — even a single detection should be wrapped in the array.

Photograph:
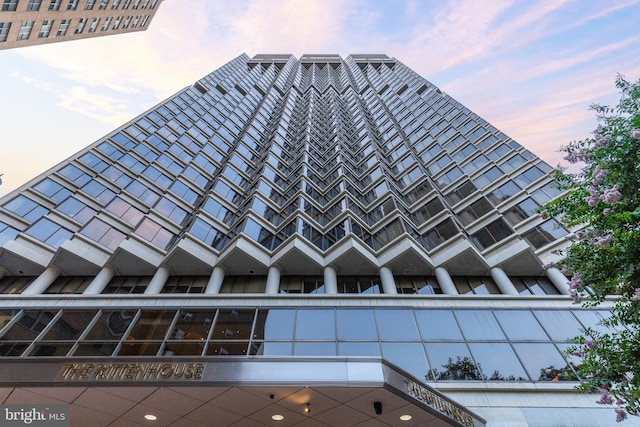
[
  {"x1": 144, "y1": 266, "x2": 171, "y2": 295},
  {"x1": 83, "y1": 265, "x2": 116, "y2": 295},
  {"x1": 265, "y1": 266, "x2": 281, "y2": 295},
  {"x1": 205, "y1": 266, "x2": 226, "y2": 294},
  {"x1": 545, "y1": 267, "x2": 570, "y2": 295},
  {"x1": 22, "y1": 266, "x2": 61, "y2": 295},
  {"x1": 434, "y1": 266, "x2": 458, "y2": 295},
  {"x1": 323, "y1": 266, "x2": 337, "y2": 294},
  {"x1": 490, "y1": 267, "x2": 519, "y2": 295},
  {"x1": 379, "y1": 266, "x2": 398, "y2": 295}
]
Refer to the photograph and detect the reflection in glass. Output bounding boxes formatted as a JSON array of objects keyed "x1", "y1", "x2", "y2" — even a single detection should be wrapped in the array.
[
  {"x1": 206, "y1": 342, "x2": 248, "y2": 356},
  {"x1": 118, "y1": 342, "x2": 162, "y2": 356},
  {"x1": 254, "y1": 309, "x2": 295, "y2": 340},
  {"x1": 212, "y1": 309, "x2": 255, "y2": 340},
  {"x1": 29, "y1": 343, "x2": 73, "y2": 357},
  {"x1": 168, "y1": 309, "x2": 214, "y2": 341},
  {"x1": 513, "y1": 343, "x2": 576, "y2": 381},
  {"x1": 336, "y1": 310, "x2": 377, "y2": 340},
  {"x1": 426, "y1": 343, "x2": 479, "y2": 380},
  {"x1": 493, "y1": 310, "x2": 548, "y2": 341},
  {"x1": 338, "y1": 342, "x2": 380, "y2": 356},
  {"x1": 533, "y1": 310, "x2": 584, "y2": 342},
  {"x1": 128, "y1": 311, "x2": 176, "y2": 340},
  {"x1": 43, "y1": 310, "x2": 98, "y2": 340},
  {"x1": 295, "y1": 310, "x2": 335, "y2": 340},
  {"x1": 2, "y1": 311, "x2": 56, "y2": 341},
  {"x1": 415, "y1": 310, "x2": 463, "y2": 340},
  {"x1": 468, "y1": 343, "x2": 528, "y2": 381},
  {"x1": 84, "y1": 310, "x2": 136, "y2": 340},
  {"x1": 455, "y1": 310, "x2": 505, "y2": 340},
  {"x1": 381, "y1": 342, "x2": 430, "y2": 380},
  {"x1": 376, "y1": 310, "x2": 420, "y2": 340},
  {"x1": 293, "y1": 342, "x2": 337, "y2": 356},
  {"x1": 250, "y1": 342, "x2": 292, "y2": 356}
]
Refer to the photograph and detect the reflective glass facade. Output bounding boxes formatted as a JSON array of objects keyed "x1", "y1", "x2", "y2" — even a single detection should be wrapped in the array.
[{"x1": 0, "y1": 54, "x2": 604, "y2": 425}]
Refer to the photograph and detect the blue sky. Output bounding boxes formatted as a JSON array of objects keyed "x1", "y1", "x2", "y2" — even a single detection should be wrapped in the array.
[{"x1": 1, "y1": 0, "x2": 639, "y2": 197}]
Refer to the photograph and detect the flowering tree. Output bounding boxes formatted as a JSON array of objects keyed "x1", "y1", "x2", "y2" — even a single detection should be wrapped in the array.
[{"x1": 541, "y1": 76, "x2": 640, "y2": 422}]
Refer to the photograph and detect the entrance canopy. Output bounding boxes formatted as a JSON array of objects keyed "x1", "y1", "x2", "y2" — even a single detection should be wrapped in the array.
[{"x1": 0, "y1": 358, "x2": 484, "y2": 426}]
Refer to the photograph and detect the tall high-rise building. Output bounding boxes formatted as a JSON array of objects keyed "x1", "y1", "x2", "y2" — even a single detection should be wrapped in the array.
[
  {"x1": 0, "y1": 0, "x2": 162, "y2": 50},
  {"x1": 0, "y1": 54, "x2": 615, "y2": 426}
]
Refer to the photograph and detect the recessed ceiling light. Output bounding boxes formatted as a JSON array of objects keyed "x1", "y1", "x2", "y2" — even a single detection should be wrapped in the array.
[
  {"x1": 144, "y1": 414, "x2": 158, "y2": 421},
  {"x1": 272, "y1": 414, "x2": 285, "y2": 421},
  {"x1": 400, "y1": 414, "x2": 412, "y2": 421}
]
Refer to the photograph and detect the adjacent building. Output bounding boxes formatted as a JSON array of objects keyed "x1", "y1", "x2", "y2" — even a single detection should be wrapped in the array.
[
  {"x1": 0, "y1": 54, "x2": 618, "y2": 426},
  {"x1": 0, "y1": 0, "x2": 162, "y2": 50}
]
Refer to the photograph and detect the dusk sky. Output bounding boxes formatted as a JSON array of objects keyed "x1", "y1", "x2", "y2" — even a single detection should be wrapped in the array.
[{"x1": 1, "y1": 0, "x2": 639, "y2": 197}]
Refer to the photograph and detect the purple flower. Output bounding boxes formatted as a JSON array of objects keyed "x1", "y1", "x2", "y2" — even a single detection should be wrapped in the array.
[
  {"x1": 615, "y1": 408, "x2": 627, "y2": 422},
  {"x1": 594, "y1": 134, "x2": 610, "y2": 147},
  {"x1": 603, "y1": 208, "x2": 611, "y2": 216},
  {"x1": 595, "y1": 235, "x2": 612, "y2": 247},
  {"x1": 596, "y1": 392, "x2": 613, "y2": 405},
  {"x1": 586, "y1": 194, "x2": 600, "y2": 206},
  {"x1": 602, "y1": 186, "x2": 622, "y2": 204},
  {"x1": 561, "y1": 267, "x2": 572, "y2": 275},
  {"x1": 572, "y1": 350, "x2": 584, "y2": 357},
  {"x1": 593, "y1": 166, "x2": 609, "y2": 182},
  {"x1": 631, "y1": 129, "x2": 640, "y2": 139},
  {"x1": 585, "y1": 339, "x2": 596, "y2": 349}
]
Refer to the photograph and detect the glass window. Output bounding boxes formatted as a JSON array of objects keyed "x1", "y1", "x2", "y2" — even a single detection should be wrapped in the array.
[
  {"x1": 0, "y1": 223, "x2": 19, "y2": 247},
  {"x1": 126, "y1": 180, "x2": 160, "y2": 206},
  {"x1": 455, "y1": 310, "x2": 505, "y2": 340},
  {"x1": 81, "y1": 309, "x2": 135, "y2": 341},
  {"x1": 154, "y1": 197, "x2": 187, "y2": 225},
  {"x1": 493, "y1": 310, "x2": 549, "y2": 341},
  {"x1": 513, "y1": 343, "x2": 573, "y2": 381},
  {"x1": 415, "y1": 310, "x2": 463, "y2": 340},
  {"x1": 81, "y1": 180, "x2": 115, "y2": 205},
  {"x1": 105, "y1": 197, "x2": 144, "y2": 226},
  {"x1": 468, "y1": 343, "x2": 528, "y2": 381},
  {"x1": 0, "y1": 22, "x2": 10, "y2": 42},
  {"x1": 376, "y1": 310, "x2": 420, "y2": 340},
  {"x1": 42, "y1": 310, "x2": 97, "y2": 340},
  {"x1": 24, "y1": 218, "x2": 72, "y2": 248},
  {"x1": 127, "y1": 310, "x2": 175, "y2": 340},
  {"x1": 295, "y1": 310, "x2": 335, "y2": 340},
  {"x1": 55, "y1": 19, "x2": 69, "y2": 36},
  {"x1": 533, "y1": 310, "x2": 584, "y2": 342},
  {"x1": 336, "y1": 310, "x2": 378, "y2": 340},
  {"x1": 36, "y1": 180, "x2": 73, "y2": 205},
  {"x1": 17, "y1": 21, "x2": 34, "y2": 40},
  {"x1": 79, "y1": 218, "x2": 125, "y2": 250},
  {"x1": 338, "y1": 342, "x2": 380, "y2": 356},
  {"x1": 58, "y1": 165, "x2": 91, "y2": 187},
  {"x1": 210, "y1": 309, "x2": 254, "y2": 340},
  {"x1": 2, "y1": 195, "x2": 48, "y2": 222},
  {"x1": 2, "y1": 0, "x2": 18, "y2": 12},
  {"x1": 381, "y1": 342, "x2": 430, "y2": 380},
  {"x1": 134, "y1": 218, "x2": 174, "y2": 250},
  {"x1": 254, "y1": 309, "x2": 295, "y2": 340},
  {"x1": 427, "y1": 343, "x2": 479, "y2": 380},
  {"x1": 522, "y1": 219, "x2": 568, "y2": 249}
]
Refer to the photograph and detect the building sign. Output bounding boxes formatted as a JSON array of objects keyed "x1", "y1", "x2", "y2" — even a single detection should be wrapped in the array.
[
  {"x1": 406, "y1": 380, "x2": 476, "y2": 427},
  {"x1": 59, "y1": 362, "x2": 204, "y2": 381},
  {"x1": 1, "y1": 405, "x2": 68, "y2": 426}
]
